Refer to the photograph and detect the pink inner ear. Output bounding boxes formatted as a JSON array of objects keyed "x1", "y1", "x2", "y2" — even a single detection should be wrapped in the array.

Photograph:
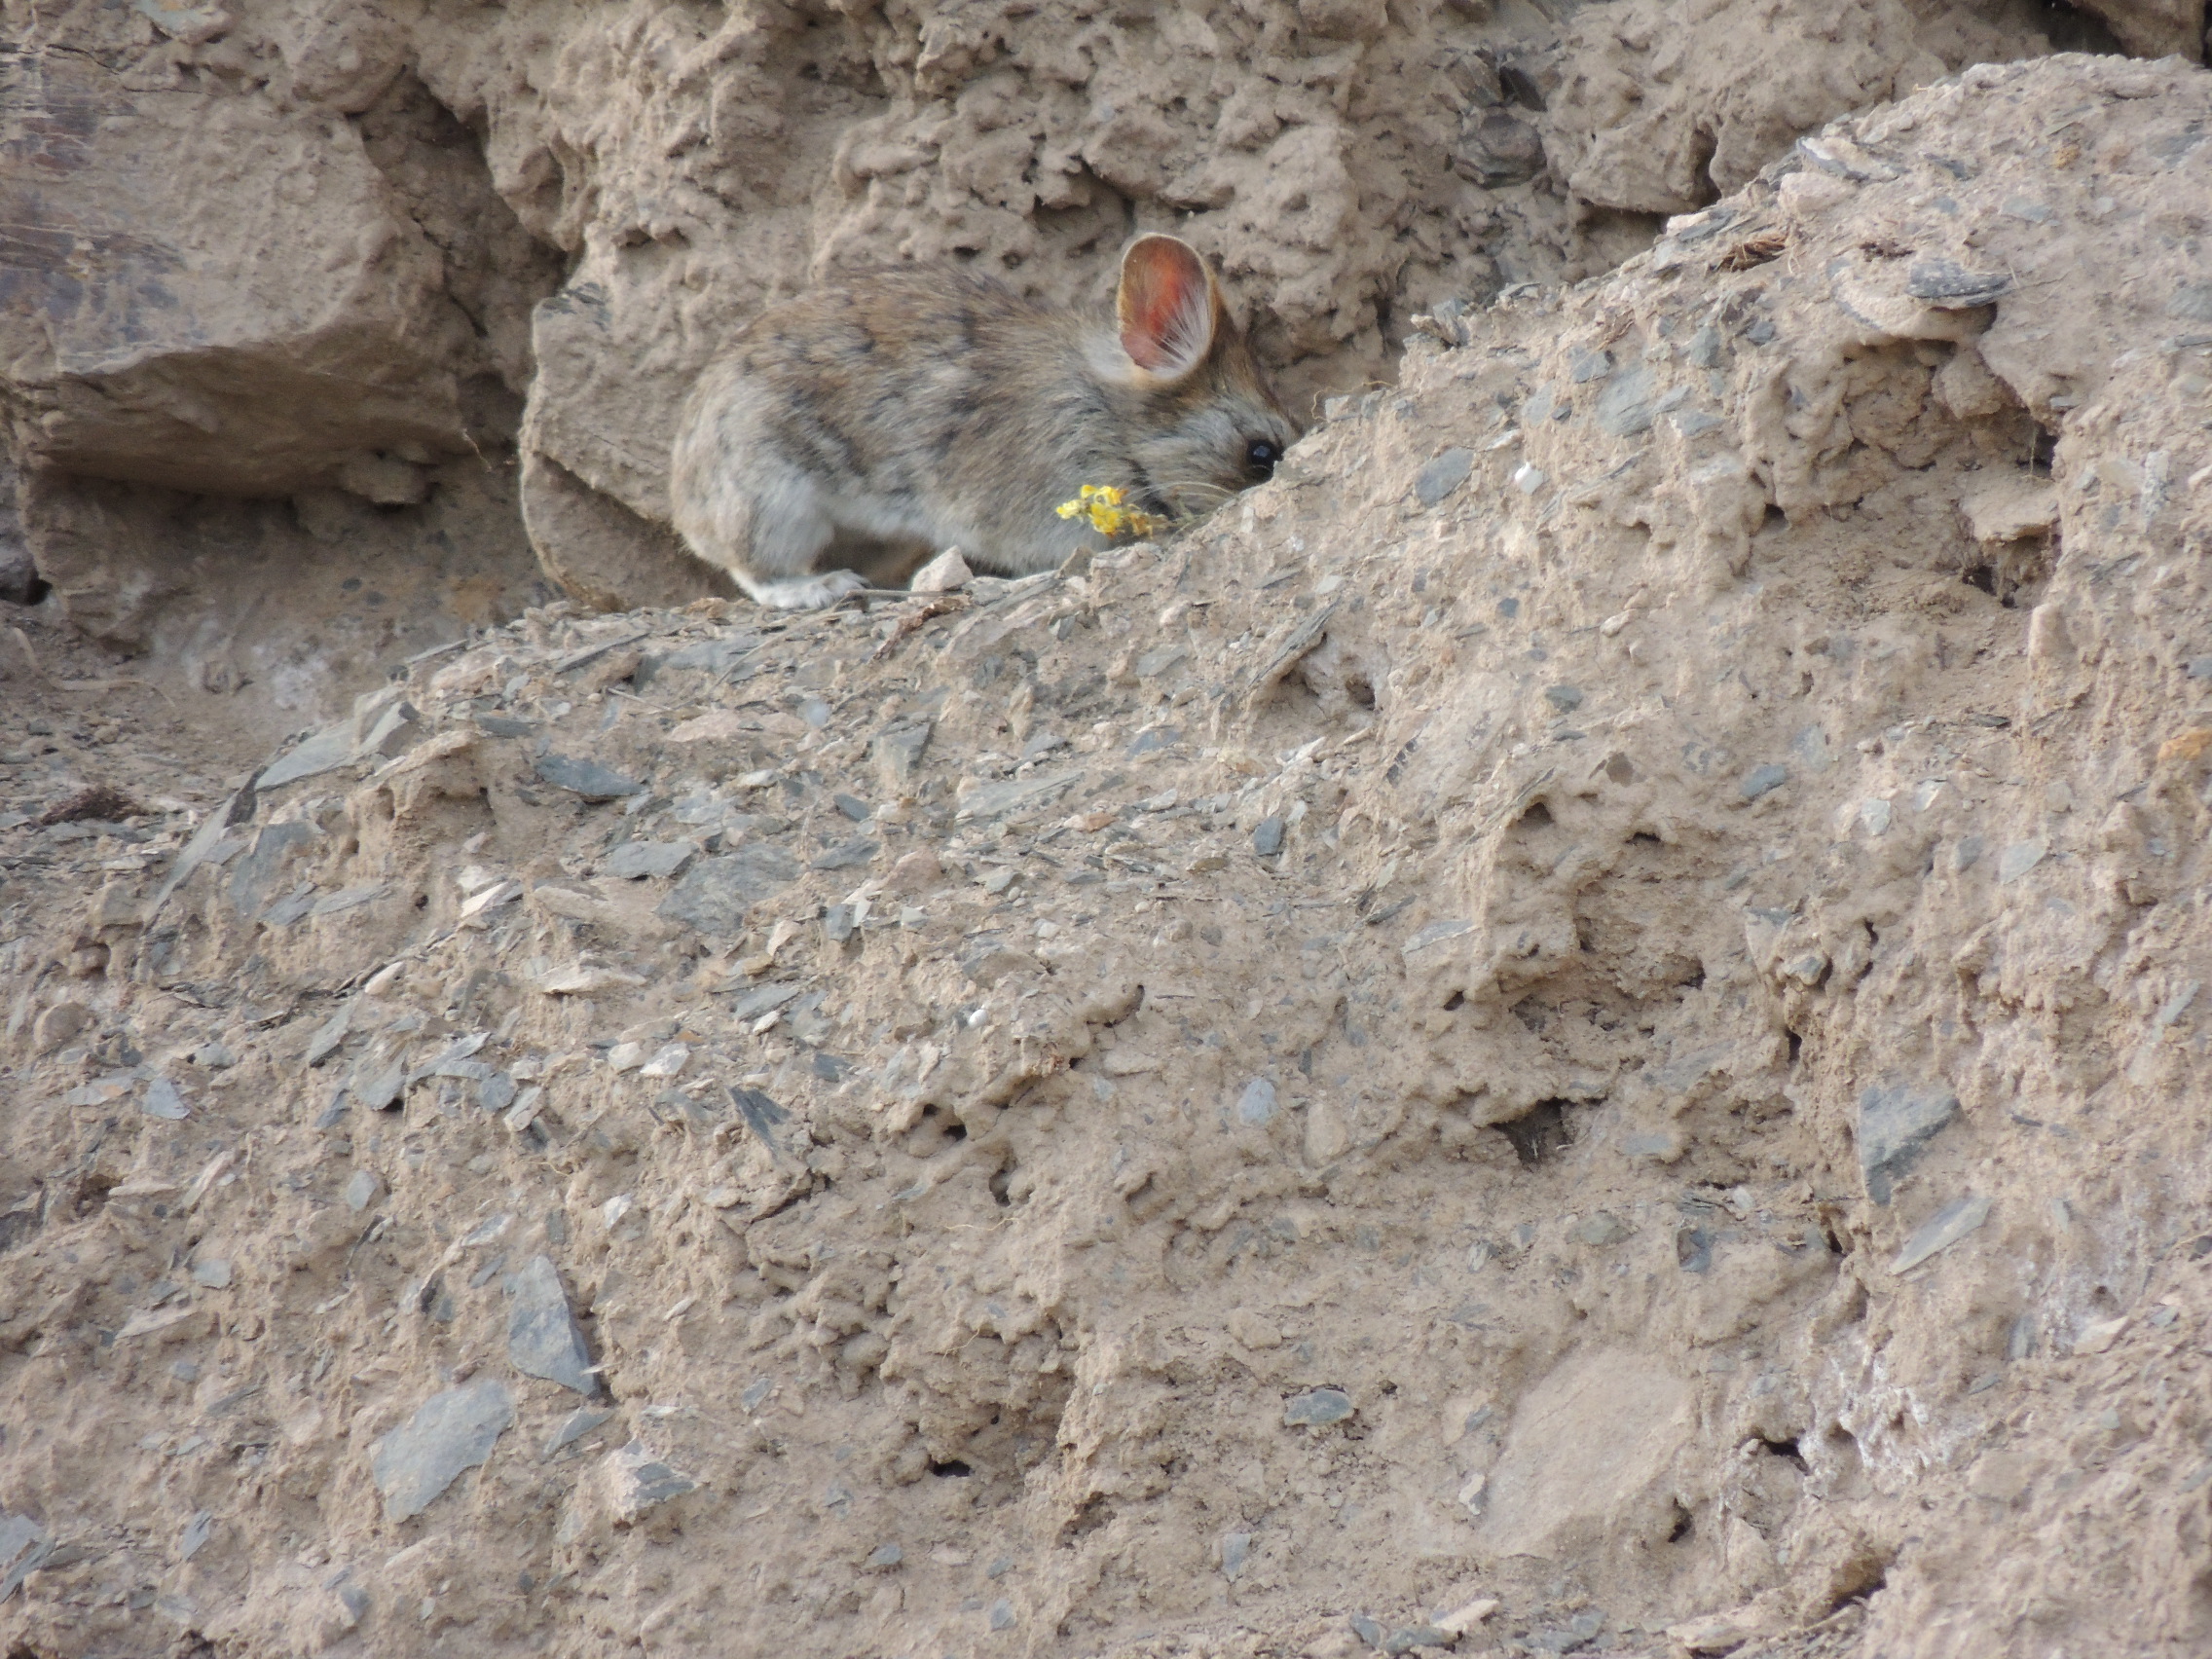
[{"x1": 1120, "y1": 238, "x2": 1214, "y2": 375}]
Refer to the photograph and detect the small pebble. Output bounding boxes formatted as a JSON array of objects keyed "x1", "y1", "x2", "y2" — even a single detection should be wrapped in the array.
[
  {"x1": 909, "y1": 548, "x2": 972, "y2": 592},
  {"x1": 1221, "y1": 1531, "x2": 1254, "y2": 1580},
  {"x1": 1570, "y1": 1211, "x2": 1629, "y2": 1247},
  {"x1": 1739, "y1": 763, "x2": 1788, "y2": 802},
  {"x1": 1236, "y1": 1079, "x2": 1278, "y2": 1125},
  {"x1": 639, "y1": 1043, "x2": 689, "y2": 1080},
  {"x1": 1382, "y1": 1627, "x2": 1449, "y2": 1655},
  {"x1": 1284, "y1": 1387, "x2": 1354, "y2": 1427}
]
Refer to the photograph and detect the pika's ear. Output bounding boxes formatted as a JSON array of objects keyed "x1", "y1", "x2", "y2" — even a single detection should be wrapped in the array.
[{"x1": 1117, "y1": 235, "x2": 1226, "y2": 385}]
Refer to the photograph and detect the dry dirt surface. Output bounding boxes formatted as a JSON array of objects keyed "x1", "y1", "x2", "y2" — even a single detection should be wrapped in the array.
[{"x1": 5, "y1": 12, "x2": 2212, "y2": 1659}]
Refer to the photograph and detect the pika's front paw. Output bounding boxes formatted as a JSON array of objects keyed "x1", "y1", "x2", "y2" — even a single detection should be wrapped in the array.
[{"x1": 740, "y1": 570, "x2": 870, "y2": 610}]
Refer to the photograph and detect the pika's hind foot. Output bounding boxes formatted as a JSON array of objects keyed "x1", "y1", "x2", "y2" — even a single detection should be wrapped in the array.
[{"x1": 737, "y1": 570, "x2": 869, "y2": 610}]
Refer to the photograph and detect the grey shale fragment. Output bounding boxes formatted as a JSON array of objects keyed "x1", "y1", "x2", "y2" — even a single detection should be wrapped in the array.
[
  {"x1": 809, "y1": 836, "x2": 880, "y2": 871},
  {"x1": 303, "y1": 1006, "x2": 350, "y2": 1067},
  {"x1": 178, "y1": 1511, "x2": 214, "y2": 1562},
  {"x1": 368, "y1": 1377, "x2": 516, "y2": 1522},
  {"x1": 872, "y1": 720, "x2": 933, "y2": 788},
  {"x1": 1906, "y1": 257, "x2": 2010, "y2": 307},
  {"x1": 1236, "y1": 1078, "x2": 1279, "y2": 1124},
  {"x1": 1740, "y1": 762, "x2": 1788, "y2": 801},
  {"x1": 141, "y1": 1075, "x2": 189, "y2": 1121},
  {"x1": 353, "y1": 1057, "x2": 407, "y2": 1111},
  {"x1": 1221, "y1": 1530, "x2": 1255, "y2": 1580},
  {"x1": 1893, "y1": 1194, "x2": 1992, "y2": 1273},
  {"x1": 0, "y1": 1514, "x2": 52, "y2": 1604},
  {"x1": 604, "y1": 1442, "x2": 699, "y2": 1522},
  {"x1": 1858, "y1": 1080, "x2": 1959, "y2": 1203},
  {"x1": 508, "y1": 1254, "x2": 600, "y2": 1396},
  {"x1": 730, "y1": 1086, "x2": 792, "y2": 1156},
  {"x1": 605, "y1": 840, "x2": 697, "y2": 880},
  {"x1": 1415, "y1": 447, "x2": 1473, "y2": 505},
  {"x1": 658, "y1": 845, "x2": 801, "y2": 935},
  {"x1": 1283, "y1": 1387, "x2": 1354, "y2": 1426},
  {"x1": 545, "y1": 1406, "x2": 616, "y2": 1457},
  {"x1": 956, "y1": 770, "x2": 1086, "y2": 824},
  {"x1": 534, "y1": 753, "x2": 645, "y2": 800}
]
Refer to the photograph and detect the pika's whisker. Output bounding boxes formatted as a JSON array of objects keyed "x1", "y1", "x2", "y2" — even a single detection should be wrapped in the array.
[{"x1": 1156, "y1": 480, "x2": 1238, "y2": 504}]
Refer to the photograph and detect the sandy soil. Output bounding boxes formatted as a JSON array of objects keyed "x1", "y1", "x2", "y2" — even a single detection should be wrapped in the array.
[{"x1": 5, "y1": 11, "x2": 2212, "y2": 1659}]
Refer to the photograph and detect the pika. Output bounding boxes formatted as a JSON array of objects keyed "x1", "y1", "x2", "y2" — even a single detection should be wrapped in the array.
[{"x1": 668, "y1": 234, "x2": 1302, "y2": 609}]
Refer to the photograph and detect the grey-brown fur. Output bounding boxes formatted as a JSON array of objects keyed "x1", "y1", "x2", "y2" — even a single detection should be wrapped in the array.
[{"x1": 669, "y1": 236, "x2": 1302, "y2": 609}]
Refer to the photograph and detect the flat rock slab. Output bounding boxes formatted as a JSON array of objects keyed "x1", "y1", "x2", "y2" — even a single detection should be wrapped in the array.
[
  {"x1": 605, "y1": 839, "x2": 696, "y2": 880},
  {"x1": 1479, "y1": 1347, "x2": 1693, "y2": 1559},
  {"x1": 141, "y1": 1076, "x2": 190, "y2": 1121},
  {"x1": 545, "y1": 1406, "x2": 616, "y2": 1458},
  {"x1": 728, "y1": 981, "x2": 806, "y2": 1022},
  {"x1": 1858, "y1": 1080, "x2": 1958, "y2": 1203},
  {"x1": 730, "y1": 1087, "x2": 792, "y2": 1156},
  {"x1": 955, "y1": 770, "x2": 1085, "y2": 825},
  {"x1": 872, "y1": 720, "x2": 934, "y2": 786},
  {"x1": 1414, "y1": 447, "x2": 1473, "y2": 505},
  {"x1": 534, "y1": 753, "x2": 645, "y2": 800},
  {"x1": 809, "y1": 836, "x2": 880, "y2": 871},
  {"x1": 1893, "y1": 1193, "x2": 1992, "y2": 1273},
  {"x1": 508, "y1": 1254, "x2": 599, "y2": 1396},
  {"x1": 0, "y1": 1513, "x2": 52, "y2": 1604},
  {"x1": 658, "y1": 846, "x2": 800, "y2": 935},
  {"x1": 258, "y1": 726, "x2": 355, "y2": 792},
  {"x1": 369, "y1": 1377, "x2": 515, "y2": 1522}
]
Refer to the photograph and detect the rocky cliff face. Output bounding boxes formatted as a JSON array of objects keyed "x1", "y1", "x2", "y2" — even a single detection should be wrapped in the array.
[
  {"x1": 5, "y1": 0, "x2": 2149, "y2": 654},
  {"x1": 4, "y1": 7, "x2": 2212, "y2": 1659}
]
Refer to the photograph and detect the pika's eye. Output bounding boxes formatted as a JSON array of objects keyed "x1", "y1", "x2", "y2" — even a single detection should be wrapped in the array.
[{"x1": 1245, "y1": 439, "x2": 1280, "y2": 479}]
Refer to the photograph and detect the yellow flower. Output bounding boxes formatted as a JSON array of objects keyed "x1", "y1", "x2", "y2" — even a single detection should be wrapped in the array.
[{"x1": 1055, "y1": 483, "x2": 1169, "y2": 540}]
